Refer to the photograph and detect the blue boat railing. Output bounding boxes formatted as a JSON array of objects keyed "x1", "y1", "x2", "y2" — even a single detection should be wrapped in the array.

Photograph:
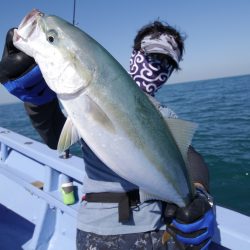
[
  {"x1": 1, "y1": 126, "x2": 250, "y2": 250},
  {"x1": 0, "y1": 127, "x2": 84, "y2": 250}
]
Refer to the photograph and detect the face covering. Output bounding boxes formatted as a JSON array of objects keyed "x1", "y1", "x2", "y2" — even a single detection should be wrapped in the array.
[
  {"x1": 129, "y1": 50, "x2": 174, "y2": 96},
  {"x1": 129, "y1": 33, "x2": 181, "y2": 96}
]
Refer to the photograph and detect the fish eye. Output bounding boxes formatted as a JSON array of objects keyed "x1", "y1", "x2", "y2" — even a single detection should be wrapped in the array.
[
  {"x1": 47, "y1": 30, "x2": 58, "y2": 44},
  {"x1": 48, "y1": 36, "x2": 54, "y2": 43}
]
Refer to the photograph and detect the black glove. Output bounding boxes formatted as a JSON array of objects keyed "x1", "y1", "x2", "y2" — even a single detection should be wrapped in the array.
[
  {"x1": 0, "y1": 28, "x2": 56, "y2": 105},
  {"x1": 164, "y1": 187, "x2": 215, "y2": 250}
]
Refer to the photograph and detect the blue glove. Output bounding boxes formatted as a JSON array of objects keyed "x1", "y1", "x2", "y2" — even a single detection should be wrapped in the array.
[
  {"x1": 0, "y1": 28, "x2": 56, "y2": 105},
  {"x1": 165, "y1": 187, "x2": 215, "y2": 250}
]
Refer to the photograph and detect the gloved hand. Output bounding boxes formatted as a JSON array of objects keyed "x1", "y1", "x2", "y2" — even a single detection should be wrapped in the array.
[
  {"x1": 164, "y1": 187, "x2": 215, "y2": 250},
  {"x1": 0, "y1": 28, "x2": 56, "y2": 105}
]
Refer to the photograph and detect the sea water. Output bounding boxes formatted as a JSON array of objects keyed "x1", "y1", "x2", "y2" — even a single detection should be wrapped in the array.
[
  {"x1": 157, "y1": 74, "x2": 250, "y2": 215},
  {"x1": 0, "y1": 74, "x2": 249, "y2": 216}
]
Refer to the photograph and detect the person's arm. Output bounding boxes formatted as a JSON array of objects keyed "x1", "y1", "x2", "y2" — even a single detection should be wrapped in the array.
[
  {"x1": 163, "y1": 148, "x2": 214, "y2": 249},
  {"x1": 188, "y1": 145, "x2": 210, "y2": 191},
  {"x1": 24, "y1": 100, "x2": 66, "y2": 149},
  {"x1": 0, "y1": 28, "x2": 65, "y2": 148},
  {"x1": 159, "y1": 106, "x2": 214, "y2": 249}
]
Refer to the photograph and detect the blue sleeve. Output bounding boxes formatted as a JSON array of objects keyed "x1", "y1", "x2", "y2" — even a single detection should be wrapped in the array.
[{"x1": 3, "y1": 65, "x2": 56, "y2": 105}]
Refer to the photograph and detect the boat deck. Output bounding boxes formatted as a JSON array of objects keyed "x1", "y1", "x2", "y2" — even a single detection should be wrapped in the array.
[{"x1": 0, "y1": 204, "x2": 34, "y2": 250}]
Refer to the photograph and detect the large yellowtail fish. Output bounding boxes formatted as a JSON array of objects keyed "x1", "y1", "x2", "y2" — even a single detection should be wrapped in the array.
[{"x1": 13, "y1": 9, "x2": 197, "y2": 206}]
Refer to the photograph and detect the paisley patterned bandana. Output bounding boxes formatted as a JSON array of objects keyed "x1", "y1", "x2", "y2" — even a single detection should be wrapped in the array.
[{"x1": 129, "y1": 50, "x2": 174, "y2": 96}]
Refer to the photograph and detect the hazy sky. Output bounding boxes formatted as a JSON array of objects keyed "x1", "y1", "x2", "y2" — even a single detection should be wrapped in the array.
[{"x1": 0, "y1": 0, "x2": 250, "y2": 104}]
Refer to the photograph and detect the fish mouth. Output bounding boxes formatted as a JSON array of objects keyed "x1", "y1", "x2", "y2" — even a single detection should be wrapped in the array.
[{"x1": 13, "y1": 9, "x2": 44, "y2": 43}]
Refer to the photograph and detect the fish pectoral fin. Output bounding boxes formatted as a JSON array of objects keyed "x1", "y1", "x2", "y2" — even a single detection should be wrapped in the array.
[
  {"x1": 84, "y1": 95, "x2": 115, "y2": 133},
  {"x1": 57, "y1": 117, "x2": 81, "y2": 152},
  {"x1": 165, "y1": 118, "x2": 198, "y2": 164}
]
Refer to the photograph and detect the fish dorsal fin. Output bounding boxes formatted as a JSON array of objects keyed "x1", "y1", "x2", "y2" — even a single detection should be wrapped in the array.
[
  {"x1": 146, "y1": 94, "x2": 161, "y2": 109},
  {"x1": 146, "y1": 93, "x2": 197, "y2": 164},
  {"x1": 165, "y1": 118, "x2": 198, "y2": 164},
  {"x1": 57, "y1": 117, "x2": 81, "y2": 152}
]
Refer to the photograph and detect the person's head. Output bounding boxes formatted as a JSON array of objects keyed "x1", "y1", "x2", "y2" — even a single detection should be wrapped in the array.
[{"x1": 129, "y1": 20, "x2": 185, "y2": 96}]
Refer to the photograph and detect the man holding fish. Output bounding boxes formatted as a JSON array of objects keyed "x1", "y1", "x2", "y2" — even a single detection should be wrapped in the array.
[{"x1": 0, "y1": 10, "x2": 214, "y2": 250}]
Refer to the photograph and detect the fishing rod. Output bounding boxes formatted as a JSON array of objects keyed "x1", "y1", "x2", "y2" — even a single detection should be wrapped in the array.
[{"x1": 72, "y1": 0, "x2": 77, "y2": 25}]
